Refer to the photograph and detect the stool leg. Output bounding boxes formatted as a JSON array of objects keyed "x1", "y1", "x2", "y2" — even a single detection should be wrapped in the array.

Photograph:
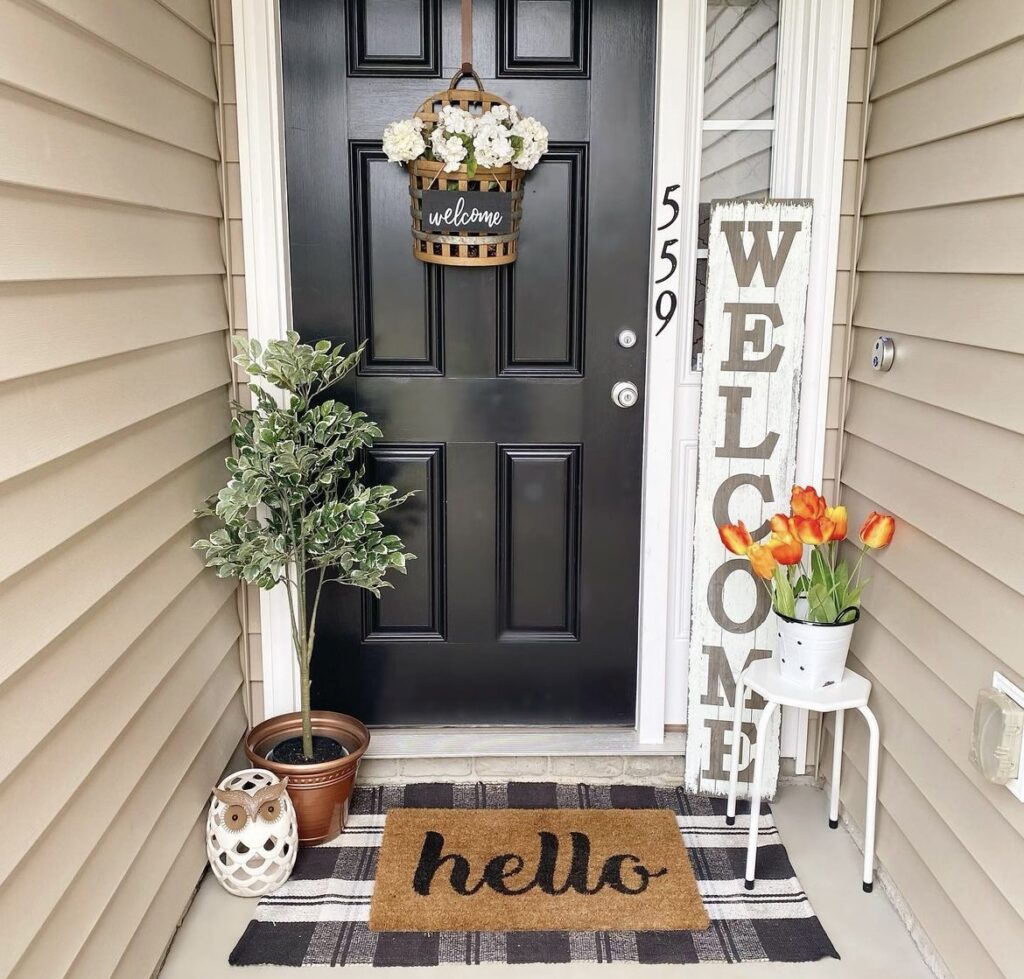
[
  {"x1": 829, "y1": 709, "x2": 844, "y2": 829},
  {"x1": 744, "y1": 699, "x2": 777, "y2": 890},
  {"x1": 726, "y1": 675, "x2": 745, "y2": 826},
  {"x1": 859, "y1": 704, "x2": 880, "y2": 893}
]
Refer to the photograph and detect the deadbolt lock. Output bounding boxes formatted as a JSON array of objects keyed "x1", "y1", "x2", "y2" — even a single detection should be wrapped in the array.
[{"x1": 617, "y1": 329, "x2": 637, "y2": 349}]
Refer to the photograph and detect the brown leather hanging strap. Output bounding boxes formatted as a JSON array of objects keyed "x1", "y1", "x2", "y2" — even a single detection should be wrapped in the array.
[{"x1": 461, "y1": 0, "x2": 473, "y2": 73}]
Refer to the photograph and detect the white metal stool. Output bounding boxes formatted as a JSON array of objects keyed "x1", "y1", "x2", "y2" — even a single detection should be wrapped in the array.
[{"x1": 726, "y1": 658, "x2": 880, "y2": 893}]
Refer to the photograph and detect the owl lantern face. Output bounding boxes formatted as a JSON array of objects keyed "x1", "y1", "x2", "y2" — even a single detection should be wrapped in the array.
[
  {"x1": 206, "y1": 769, "x2": 298, "y2": 897},
  {"x1": 215, "y1": 779, "x2": 289, "y2": 832}
]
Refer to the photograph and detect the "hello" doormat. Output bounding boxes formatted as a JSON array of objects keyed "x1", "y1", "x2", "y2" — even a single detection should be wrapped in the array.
[
  {"x1": 229, "y1": 782, "x2": 839, "y2": 968},
  {"x1": 369, "y1": 808, "x2": 709, "y2": 933}
]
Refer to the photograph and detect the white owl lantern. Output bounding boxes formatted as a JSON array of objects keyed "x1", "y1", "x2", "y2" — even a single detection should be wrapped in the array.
[{"x1": 207, "y1": 768, "x2": 298, "y2": 897}]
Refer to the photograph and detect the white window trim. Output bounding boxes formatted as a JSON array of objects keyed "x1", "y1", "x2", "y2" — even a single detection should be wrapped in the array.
[{"x1": 233, "y1": 0, "x2": 854, "y2": 753}]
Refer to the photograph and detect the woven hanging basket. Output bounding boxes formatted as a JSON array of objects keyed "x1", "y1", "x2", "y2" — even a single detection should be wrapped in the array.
[{"x1": 408, "y1": 69, "x2": 525, "y2": 267}]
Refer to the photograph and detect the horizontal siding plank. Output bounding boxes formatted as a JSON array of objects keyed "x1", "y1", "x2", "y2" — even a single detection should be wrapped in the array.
[
  {"x1": 0, "y1": 527, "x2": 204, "y2": 781},
  {"x1": 857, "y1": 563, "x2": 1021, "y2": 707},
  {"x1": 1, "y1": 391, "x2": 230, "y2": 581},
  {"x1": 4, "y1": 638, "x2": 241, "y2": 977},
  {"x1": 0, "y1": 84, "x2": 221, "y2": 216},
  {"x1": 847, "y1": 328, "x2": 1024, "y2": 434},
  {"x1": 158, "y1": 0, "x2": 215, "y2": 42},
  {"x1": 67, "y1": 695, "x2": 245, "y2": 979},
  {"x1": 863, "y1": 119, "x2": 1024, "y2": 214},
  {"x1": 872, "y1": 0, "x2": 1024, "y2": 98},
  {"x1": 0, "y1": 0, "x2": 217, "y2": 157},
  {"x1": 827, "y1": 733, "x2": 1003, "y2": 979},
  {"x1": 0, "y1": 590, "x2": 236, "y2": 879},
  {"x1": 0, "y1": 330, "x2": 230, "y2": 481},
  {"x1": 853, "y1": 271, "x2": 1024, "y2": 353},
  {"x1": 0, "y1": 185, "x2": 224, "y2": 282},
  {"x1": 843, "y1": 435, "x2": 1024, "y2": 595},
  {"x1": 845, "y1": 384, "x2": 1024, "y2": 512},
  {"x1": 876, "y1": 0, "x2": 952, "y2": 42},
  {"x1": 867, "y1": 41, "x2": 1024, "y2": 157},
  {"x1": 840, "y1": 485, "x2": 1024, "y2": 660},
  {"x1": 0, "y1": 276, "x2": 228, "y2": 381},
  {"x1": 847, "y1": 638, "x2": 1024, "y2": 835},
  {"x1": 35, "y1": 0, "x2": 217, "y2": 99},
  {"x1": 0, "y1": 447, "x2": 227, "y2": 687},
  {"x1": 111, "y1": 813, "x2": 209, "y2": 979},
  {"x1": 859, "y1": 199, "x2": 1024, "y2": 274},
  {"x1": 837, "y1": 706, "x2": 1024, "y2": 975}
]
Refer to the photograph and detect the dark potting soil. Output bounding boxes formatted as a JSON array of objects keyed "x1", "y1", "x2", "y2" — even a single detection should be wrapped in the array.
[{"x1": 268, "y1": 735, "x2": 348, "y2": 765}]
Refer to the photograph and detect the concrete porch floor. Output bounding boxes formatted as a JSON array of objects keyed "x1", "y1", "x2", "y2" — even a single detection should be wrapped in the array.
[{"x1": 160, "y1": 785, "x2": 936, "y2": 978}]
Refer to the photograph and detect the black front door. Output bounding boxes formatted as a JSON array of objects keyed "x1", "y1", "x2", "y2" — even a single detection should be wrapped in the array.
[{"x1": 280, "y1": 0, "x2": 657, "y2": 725}]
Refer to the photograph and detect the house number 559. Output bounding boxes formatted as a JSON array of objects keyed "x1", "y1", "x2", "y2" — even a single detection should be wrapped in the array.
[{"x1": 654, "y1": 184, "x2": 681, "y2": 337}]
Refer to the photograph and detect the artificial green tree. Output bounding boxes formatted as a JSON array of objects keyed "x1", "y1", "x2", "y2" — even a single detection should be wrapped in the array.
[{"x1": 195, "y1": 333, "x2": 413, "y2": 759}]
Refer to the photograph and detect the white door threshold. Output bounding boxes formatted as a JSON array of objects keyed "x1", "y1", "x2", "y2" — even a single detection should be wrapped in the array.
[{"x1": 365, "y1": 726, "x2": 687, "y2": 759}]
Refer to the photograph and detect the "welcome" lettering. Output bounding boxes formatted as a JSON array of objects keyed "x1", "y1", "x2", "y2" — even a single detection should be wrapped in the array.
[{"x1": 427, "y1": 195, "x2": 504, "y2": 229}]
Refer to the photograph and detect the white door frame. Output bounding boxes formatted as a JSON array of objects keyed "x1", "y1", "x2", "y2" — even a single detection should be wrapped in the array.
[{"x1": 233, "y1": 0, "x2": 853, "y2": 750}]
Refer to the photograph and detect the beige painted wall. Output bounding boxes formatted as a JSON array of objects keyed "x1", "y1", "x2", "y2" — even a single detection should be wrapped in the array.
[
  {"x1": 825, "y1": 2, "x2": 1024, "y2": 977},
  {"x1": 0, "y1": 0, "x2": 246, "y2": 975}
]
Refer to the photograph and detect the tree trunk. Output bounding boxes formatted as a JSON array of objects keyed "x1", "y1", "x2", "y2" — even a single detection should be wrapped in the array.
[{"x1": 300, "y1": 658, "x2": 313, "y2": 759}]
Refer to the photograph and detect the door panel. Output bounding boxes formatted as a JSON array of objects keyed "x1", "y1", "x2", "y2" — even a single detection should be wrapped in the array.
[
  {"x1": 280, "y1": 0, "x2": 656, "y2": 725},
  {"x1": 498, "y1": 444, "x2": 581, "y2": 638}
]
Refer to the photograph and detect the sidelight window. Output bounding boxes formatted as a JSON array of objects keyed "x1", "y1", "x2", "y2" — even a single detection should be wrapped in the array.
[{"x1": 692, "y1": 0, "x2": 780, "y2": 369}]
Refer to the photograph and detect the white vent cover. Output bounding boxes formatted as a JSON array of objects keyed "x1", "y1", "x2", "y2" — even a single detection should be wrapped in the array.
[{"x1": 971, "y1": 685, "x2": 1024, "y2": 788}]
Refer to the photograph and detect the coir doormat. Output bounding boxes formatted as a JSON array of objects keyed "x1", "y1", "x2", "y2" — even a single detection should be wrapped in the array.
[
  {"x1": 369, "y1": 808, "x2": 708, "y2": 933},
  {"x1": 230, "y1": 782, "x2": 839, "y2": 968}
]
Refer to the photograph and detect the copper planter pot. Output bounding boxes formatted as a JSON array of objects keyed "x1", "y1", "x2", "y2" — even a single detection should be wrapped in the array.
[{"x1": 244, "y1": 710, "x2": 370, "y2": 845}]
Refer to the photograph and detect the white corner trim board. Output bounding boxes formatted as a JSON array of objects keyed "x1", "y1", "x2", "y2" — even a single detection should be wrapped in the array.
[
  {"x1": 636, "y1": 0, "x2": 706, "y2": 744},
  {"x1": 232, "y1": 0, "x2": 298, "y2": 717},
  {"x1": 772, "y1": 0, "x2": 855, "y2": 763},
  {"x1": 685, "y1": 200, "x2": 814, "y2": 799}
]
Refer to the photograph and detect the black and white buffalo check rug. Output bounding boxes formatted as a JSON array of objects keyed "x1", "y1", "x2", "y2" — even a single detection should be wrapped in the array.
[{"x1": 230, "y1": 782, "x2": 838, "y2": 967}]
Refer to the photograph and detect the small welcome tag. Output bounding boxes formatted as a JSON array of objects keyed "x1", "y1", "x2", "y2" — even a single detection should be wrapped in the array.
[{"x1": 421, "y1": 190, "x2": 512, "y2": 234}]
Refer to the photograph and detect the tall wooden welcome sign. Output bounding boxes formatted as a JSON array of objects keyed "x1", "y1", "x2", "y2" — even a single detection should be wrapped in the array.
[{"x1": 685, "y1": 200, "x2": 813, "y2": 799}]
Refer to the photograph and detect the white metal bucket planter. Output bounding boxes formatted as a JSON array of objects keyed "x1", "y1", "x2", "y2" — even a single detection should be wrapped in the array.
[{"x1": 775, "y1": 607, "x2": 860, "y2": 690}]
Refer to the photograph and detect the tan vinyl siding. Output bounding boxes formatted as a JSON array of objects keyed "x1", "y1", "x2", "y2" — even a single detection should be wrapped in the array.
[
  {"x1": 0, "y1": 1, "x2": 244, "y2": 976},
  {"x1": 826, "y1": 2, "x2": 1024, "y2": 976}
]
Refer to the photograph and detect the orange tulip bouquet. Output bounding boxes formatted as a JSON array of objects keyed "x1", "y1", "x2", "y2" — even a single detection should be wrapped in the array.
[{"x1": 718, "y1": 486, "x2": 895, "y2": 688}]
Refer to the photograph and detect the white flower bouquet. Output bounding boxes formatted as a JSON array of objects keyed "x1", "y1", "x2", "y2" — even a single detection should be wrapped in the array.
[{"x1": 382, "y1": 102, "x2": 548, "y2": 180}]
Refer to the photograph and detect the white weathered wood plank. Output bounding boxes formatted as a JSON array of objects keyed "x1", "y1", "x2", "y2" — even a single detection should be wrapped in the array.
[{"x1": 686, "y1": 200, "x2": 813, "y2": 797}]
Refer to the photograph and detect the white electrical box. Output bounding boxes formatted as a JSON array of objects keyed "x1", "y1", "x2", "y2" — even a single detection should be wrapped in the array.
[{"x1": 971, "y1": 673, "x2": 1024, "y2": 801}]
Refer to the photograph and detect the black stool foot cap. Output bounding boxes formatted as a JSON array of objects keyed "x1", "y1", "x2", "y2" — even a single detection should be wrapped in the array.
[
  {"x1": 725, "y1": 815, "x2": 736, "y2": 826},
  {"x1": 829, "y1": 818, "x2": 839, "y2": 829},
  {"x1": 863, "y1": 881, "x2": 873, "y2": 894},
  {"x1": 744, "y1": 879, "x2": 755, "y2": 891}
]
